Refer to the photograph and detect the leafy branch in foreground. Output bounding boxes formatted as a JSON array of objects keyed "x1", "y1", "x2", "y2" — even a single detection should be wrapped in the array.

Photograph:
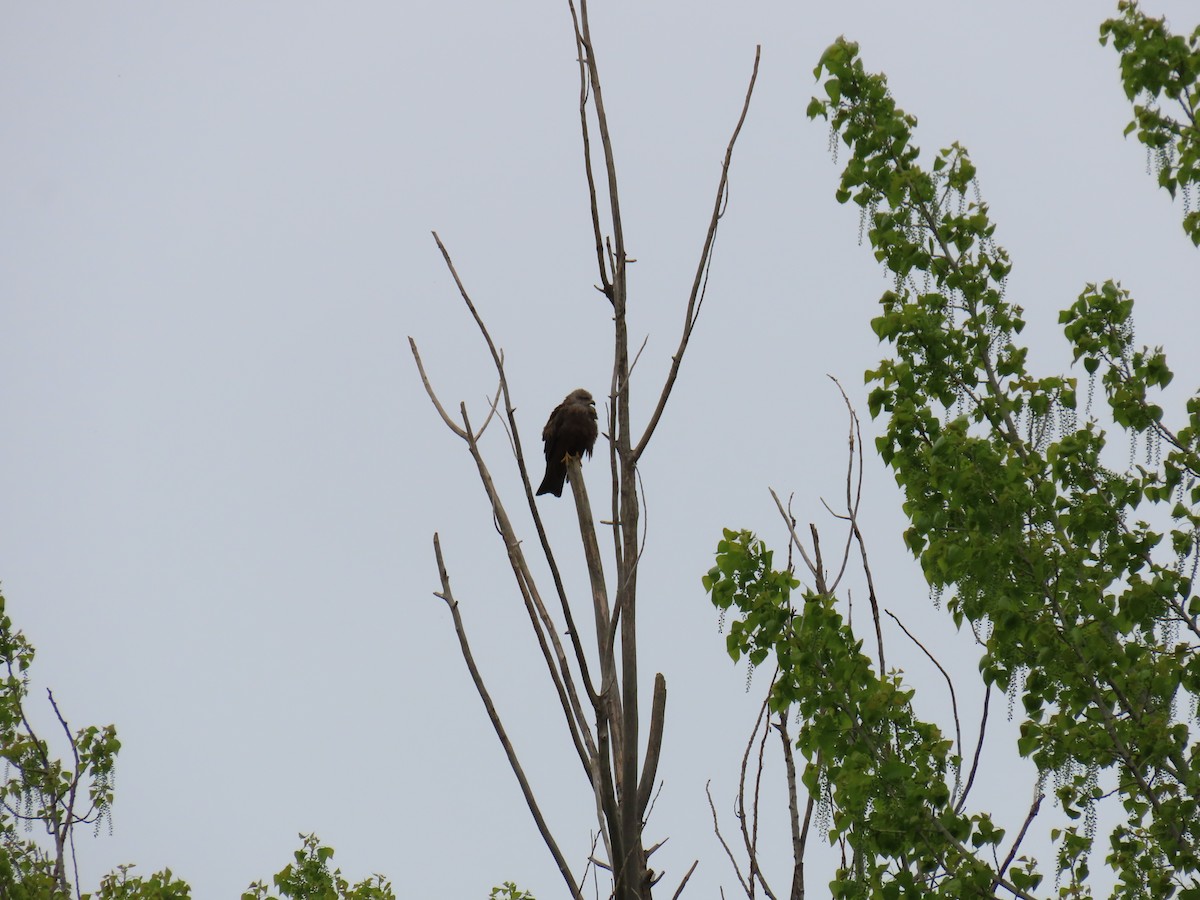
[
  {"x1": 704, "y1": 527, "x2": 1015, "y2": 899},
  {"x1": 704, "y1": 7, "x2": 1199, "y2": 898},
  {"x1": 808, "y1": 16, "x2": 1197, "y2": 896}
]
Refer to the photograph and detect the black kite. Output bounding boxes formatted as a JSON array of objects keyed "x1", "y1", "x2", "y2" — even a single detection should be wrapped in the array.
[{"x1": 536, "y1": 388, "x2": 598, "y2": 497}]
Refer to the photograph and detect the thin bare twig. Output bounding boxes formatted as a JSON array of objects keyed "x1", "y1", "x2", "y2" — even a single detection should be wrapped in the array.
[
  {"x1": 885, "y1": 609, "x2": 963, "y2": 798},
  {"x1": 852, "y1": 518, "x2": 885, "y2": 675},
  {"x1": 569, "y1": 0, "x2": 626, "y2": 305},
  {"x1": 727, "y1": 693, "x2": 779, "y2": 900},
  {"x1": 747, "y1": 698, "x2": 778, "y2": 900},
  {"x1": 956, "y1": 685, "x2": 991, "y2": 813},
  {"x1": 995, "y1": 791, "x2": 1043, "y2": 890},
  {"x1": 634, "y1": 46, "x2": 762, "y2": 463},
  {"x1": 815, "y1": 381, "x2": 885, "y2": 672},
  {"x1": 408, "y1": 337, "x2": 466, "y2": 439},
  {"x1": 824, "y1": 378, "x2": 863, "y2": 596},
  {"x1": 670, "y1": 860, "x2": 699, "y2": 900},
  {"x1": 628, "y1": 333, "x2": 650, "y2": 379},
  {"x1": 707, "y1": 779, "x2": 752, "y2": 897},
  {"x1": 770, "y1": 488, "x2": 820, "y2": 579},
  {"x1": 431, "y1": 534, "x2": 583, "y2": 900},
  {"x1": 567, "y1": 0, "x2": 611, "y2": 299}
]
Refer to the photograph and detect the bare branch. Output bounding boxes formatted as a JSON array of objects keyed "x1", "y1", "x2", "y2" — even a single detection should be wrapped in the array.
[
  {"x1": 885, "y1": 609, "x2": 962, "y2": 796},
  {"x1": 770, "y1": 488, "x2": 820, "y2": 579},
  {"x1": 636, "y1": 673, "x2": 667, "y2": 819},
  {"x1": 956, "y1": 685, "x2": 991, "y2": 813},
  {"x1": 628, "y1": 334, "x2": 650, "y2": 379},
  {"x1": 815, "y1": 380, "x2": 885, "y2": 672},
  {"x1": 430, "y1": 533, "x2": 583, "y2": 900},
  {"x1": 809, "y1": 524, "x2": 827, "y2": 595},
  {"x1": 408, "y1": 337, "x2": 467, "y2": 439},
  {"x1": 740, "y1": 691, "x2": 778, "y2": 900},
  {"x1": 567, "y1": 455, "x2": 614, "y2": 660},
  {"x1": 563, "y1": 451, "x2": 625, "y2": 870},
  {"x1": 634, "y1": 46, "x2": 762, "y2": 463},
  {"x1": 566, "y1": 0, "x2": 611, "y2": 298},
  {"x1": 707, "y1": 779, "x2": 752, "y2": 897},
  {"x1": 775, "y1": 713, "x2": 807, "y2": 900},
  {"x1": 670, "y1": 860, "x2": 700, "y2": 900},
  {"x1": 995, "y1": 791, "x2": 1043, "y2": 891},
  {"x1": 851, "y1": 517, "x2": 885, "y2": 676},
  {"x1": 824, "y1": 378, "x2": 862, "y2": 595},
  {"x1": 568, "y1": 0, "x2": 626, "y2": 311}
]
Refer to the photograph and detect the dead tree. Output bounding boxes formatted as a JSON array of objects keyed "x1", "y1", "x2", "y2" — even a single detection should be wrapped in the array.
[{"x1": 412, "y1": 2, "x2": 759, "y2": 897}]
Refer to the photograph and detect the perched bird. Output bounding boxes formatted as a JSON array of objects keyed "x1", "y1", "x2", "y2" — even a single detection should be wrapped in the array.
[{"x1": 536, "y1": 388, "x2": 598, "y2": 497}]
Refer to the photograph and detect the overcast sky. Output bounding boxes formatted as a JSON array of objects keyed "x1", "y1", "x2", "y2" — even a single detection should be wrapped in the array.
[{"x1": 2, "y1": 2, "x2": 1198, "y2": 897}]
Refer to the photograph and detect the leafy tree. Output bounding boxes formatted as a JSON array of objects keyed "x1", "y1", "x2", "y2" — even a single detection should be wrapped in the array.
[
  {"x1": 705, "y1": 3, "x2": 1200, "y2": 898},
  {"x1": 0, "y1": 593, "x2": 392, "y2": 899},
  {"x1": 241, "y1": 833, "x2": 394, "y2": 900},
  {"x1": 0, "y1": 591, "x2": 120, "y2": 898}
]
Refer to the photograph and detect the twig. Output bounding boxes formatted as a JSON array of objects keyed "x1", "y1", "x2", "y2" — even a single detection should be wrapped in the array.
[
  {"x1": 670, "y1": 860, "x2": 700, "y2": 900},
  {"x1": 409, "y1": 337, "x2": 466, "y2": 439},
  {"x1": 567, "y1": 0, "x2": 611, "y2": 299},
  {"x1": 820, "y1": 381, "x2": 885, "y2": 672},
  {"x1": 852, "y1": 516, "x2": 885, "y2": 675},
  {"x1": 824, "y1": 378, "x2": 862, "y2": 595},
  {"x1": 994, "y1": 791, "x2": 1043, "y2": 891},
  {"x1": 956, "y1": 685, "x2": 990, "y2": 813},
  {"x1": 634, "y1": 45, "x2": 762, "y2": 463},
  {"x1": 707, "y1": 779, "x2": 752, "y2": 897},
  {"x1": 734, "y1": 693, "x2": 778, "y2": 900},
  {"x1": 770, "y1": 488, "x2": 820, "y2": 579},
  {"x1": 579, "y1": 831, "x2": 602, "y2": 897},
  {"x1": 629, "y1": 334, "x2": 650, "y2": 378},
  {"x1": 885, "y1": 609, "x2": 962, "y2": 789},
  {"x1": 569, "y1": 0, "x2": 626, "y2": 305},
  {"x1": 747, "y1": 698, "x2": 777, "y2": 900},
  {"x1": 643, "y1": 779, "x2": 666, "y2": 828}
]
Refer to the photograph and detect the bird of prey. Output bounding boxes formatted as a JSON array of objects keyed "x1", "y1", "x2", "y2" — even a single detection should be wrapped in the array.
[{"x1": 536, "y1": 388, "x2": 598, "y2": 497}]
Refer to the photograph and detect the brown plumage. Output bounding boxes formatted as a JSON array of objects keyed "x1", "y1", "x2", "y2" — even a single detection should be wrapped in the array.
[{"x1": 536, "y1": 388, "x2": 598, "y2": 497}]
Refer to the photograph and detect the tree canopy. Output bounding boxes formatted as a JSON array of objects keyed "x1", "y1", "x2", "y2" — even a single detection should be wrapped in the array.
[{"x1": 705, "y1": 2, "x2": 1200, "y2": 897}]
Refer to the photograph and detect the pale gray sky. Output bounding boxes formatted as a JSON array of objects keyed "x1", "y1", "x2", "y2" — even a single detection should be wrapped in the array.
[{"x1": 2, "y1": 2, "x2": 1197, "y2": 897}]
